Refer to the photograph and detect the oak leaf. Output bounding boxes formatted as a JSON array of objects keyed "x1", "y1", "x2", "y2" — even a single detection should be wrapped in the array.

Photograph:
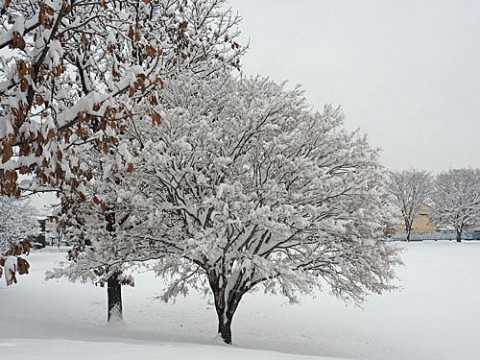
[
  {"x1": 2, "y1": 144, "x2": 13, "y2": 163},
  {"x1": 152, "y1": 111, "x2": 162, "y2": 126},
  {"x1": 11, "y1": 32, "x2": 26, "y2": 50}
]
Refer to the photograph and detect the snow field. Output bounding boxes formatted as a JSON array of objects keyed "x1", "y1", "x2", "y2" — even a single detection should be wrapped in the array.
[{"x1": 1, "y1": 241, "x2": 479, "y2": 359}]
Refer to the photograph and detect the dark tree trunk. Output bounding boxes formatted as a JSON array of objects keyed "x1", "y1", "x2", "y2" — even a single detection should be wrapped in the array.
[
  {"x1": 105, "y1": 209, "x2": 123, "y2": 321},
  {"x1": 209, "y1": 274, "x2": 244, "y2": 344},
  {"x1": 107, "y1": 273, "x2": 123, "y2": 322},
  {"x1": 217, "y1": 314, "x2": 233, "y2": 344},
  {"x1": 405, "y1": 221, "x2": 412, "y2": 242},
  {"x1": 456, "y1": 230, "x2": 462, "y2": 243},
  {"x1": 456, "y1": 224, "x2": 463, "y2": 243}
]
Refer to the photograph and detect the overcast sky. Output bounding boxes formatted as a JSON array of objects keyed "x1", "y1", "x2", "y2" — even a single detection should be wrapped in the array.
[{"x1": 229, "y1": 0, "x2": 480, "y2": 172}]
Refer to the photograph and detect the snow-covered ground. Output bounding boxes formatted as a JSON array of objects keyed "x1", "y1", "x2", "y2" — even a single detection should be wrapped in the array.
[{"x1": 1, "y1": 241, "x2": 479, "y2": 359}]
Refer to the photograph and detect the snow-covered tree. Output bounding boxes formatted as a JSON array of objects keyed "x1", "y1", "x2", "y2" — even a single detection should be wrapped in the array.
[
  {"x1": 0, "y1": 195, "x2": 39, "y2": 285},
  {"x1": 130, "y1": 73, "x2": 401, "y2": 344},
  {"x1": 431, "y1": 168, "x2": 480, "y2": 242},
  {"x1": 386, "y1": 169, "x2": 432, "y2": 241},
  {"x1": 41, "y1": 0, "x2": 244, "y2": 321},
  {"x1": 49, "y1": 150, "x2": 175, "y2": 321},
  {"x1": 0, "y1": 195, "x2": 39, "y2": 252}
]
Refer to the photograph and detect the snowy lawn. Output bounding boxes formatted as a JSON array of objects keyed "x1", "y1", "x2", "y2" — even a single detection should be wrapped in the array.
[{"x1": 1, "y1": 241, "x2": 479, "y2": 359}]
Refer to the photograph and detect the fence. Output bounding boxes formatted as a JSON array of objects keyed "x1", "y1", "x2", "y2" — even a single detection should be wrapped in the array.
[{"x1": 389, "y1": 231, "x2": 480, "y2": 241}]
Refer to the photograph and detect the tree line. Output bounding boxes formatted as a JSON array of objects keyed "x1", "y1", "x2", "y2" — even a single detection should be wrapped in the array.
[
  {"x1": 386, "y1": 168, "x2": 480, "y2": 242},
  {"x1": 0, "y1": 0, "x2": 402, "y2": 345}
]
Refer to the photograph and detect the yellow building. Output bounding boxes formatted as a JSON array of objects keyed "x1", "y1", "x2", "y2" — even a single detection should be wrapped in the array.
[{"x1": 395, "y1": 205, "x2": 436, "y2": 233}]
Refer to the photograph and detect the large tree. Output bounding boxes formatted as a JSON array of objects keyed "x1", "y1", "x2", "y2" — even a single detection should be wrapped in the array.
[
  {"x1": 41, "y1": 0, "x2": 244, "y2": 321},
  {"x1": 130, "y1": 73, "x2": 401, "y2": 344},
  {"x1": 431, "y1": 168, "x2": 480, "y2": 242},
  {"x1": 386, "y1": 169, "x2": 432, "y2": 241}
]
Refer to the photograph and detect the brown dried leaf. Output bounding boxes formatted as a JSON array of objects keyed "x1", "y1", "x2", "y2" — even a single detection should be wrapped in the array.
[
  {"x1": 152, "y1": 111, "x2": 162, "y2": 126},
  {"x1": 127, "y1": 25, "x2": 135, "y2": 40},
  {"x1": 19, "y1": 143, "x2": 30, "y2": 156},
  {"x1": 16, "y1": 60, "x2": 28, "y2": 77},
  {"x1": 11, "y1": 32, "x2": 26, "y2": 50},
  {"x1": 76, "y1": 127, "x2": 88, "y2": 140},
  {"x1": 80, "y1": 32, "x2": 88, "y2": 48},
  {"x1": 153, "y1": 75, "x2": 164, "y2": 89},
  {"x1": 145, "y1": 44, "x2": 157, "y2": 57},
  {"x1": 47, "y1": 129, "x2": 56, "y2": 140},
  {"x1": 35, "y1": 145, "x2": 43, "y2": 157},
  {"x1": 19, "y1": 166, "x2": 31, "y2": 175},
  {"x1": 20, "y1": 78, "x2": 29, "y2": 92},
  {"x1": 100, "y1": 201, "x2": 108, "y2": 212},
  {"x1": 6, "y1": 169, "x2": 17, "y2": 181},
  {"x1": 39, "y1": 4, "x2": 54, "y2": 29},
  {"x1": 44, "y1": 3, "x2": 54, "y2": 15},
  {"x1": 2, "y1": 144, "x2": 13, "y2": 163}
]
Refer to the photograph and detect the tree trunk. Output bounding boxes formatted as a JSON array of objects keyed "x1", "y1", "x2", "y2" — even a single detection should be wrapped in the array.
[
  {"x1": 217, "y1": 313, "x2": 233, "y2": 344},
  {"x1": 105, "y1": 210, "x2": 123, "y2": 321},
  {"x1": 406, "y1": 227, "x2": 411, "y2": 242},
  {"x1": 209, "y1": 276, "x2": 243, "y2": 344},
  {"x1": 455, "y1": 224, "x2": 463, "y2": 243},
  {"x1": 107, "y1": 274, "x2": 123, "y2": 322},
  {"x1": 405, "y1": 220, "x2": 412, "y2": 242}
]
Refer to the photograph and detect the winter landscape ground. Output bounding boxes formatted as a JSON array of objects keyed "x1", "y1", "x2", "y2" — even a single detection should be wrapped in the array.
[{"x1": 1, "y1": 241, "x2": 478, "y2": 360}]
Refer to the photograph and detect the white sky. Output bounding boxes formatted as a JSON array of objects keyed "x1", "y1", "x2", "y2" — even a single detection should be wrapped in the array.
[{"x1": 229, "y1": 0, "x2": 480, "y2": 172}]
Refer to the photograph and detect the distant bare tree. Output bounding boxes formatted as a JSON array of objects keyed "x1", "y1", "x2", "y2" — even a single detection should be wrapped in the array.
[
  {"x1": 431, "y1": 168, "x2": 480, "y2": 242},
  {"x1": 386, "y1": 169, "x2": 432, "y2": 241}
]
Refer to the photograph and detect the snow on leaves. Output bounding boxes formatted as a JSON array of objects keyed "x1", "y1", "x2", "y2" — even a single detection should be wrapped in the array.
[
  {"x1": 126, "y1": 73, "x2": 400, "y2": 342},
  {"x1": 0, "y1": 0, "x2": 243, "y2": 199}
]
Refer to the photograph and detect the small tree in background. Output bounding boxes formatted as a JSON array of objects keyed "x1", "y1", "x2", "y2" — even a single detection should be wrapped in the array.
[
  {"x1": 431, "y1": 168, "x2": 480, "y2": 242},
  {"x1": 131, "y1": 73, "x2": 401, "y2": 344},
  {"x1": 386, "y1": 169, "x2": 432, "y2": 241}
]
